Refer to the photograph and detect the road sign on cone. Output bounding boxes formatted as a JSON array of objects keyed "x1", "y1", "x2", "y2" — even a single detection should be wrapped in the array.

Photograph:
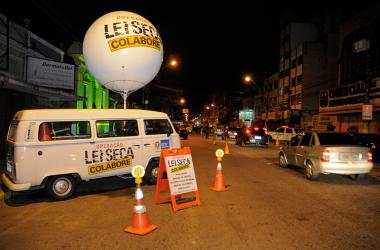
[
  {"x1": 210, "y1": 149, "x2": 228, "y2": 192},
  {"x1": 124, "y1": 166, "x2": 157, "y2": 235}
]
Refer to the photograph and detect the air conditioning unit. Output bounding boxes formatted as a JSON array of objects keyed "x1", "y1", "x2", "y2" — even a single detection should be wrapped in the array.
[{"x1": 353, "y1": 39, "x2": 370, "y2": 53}]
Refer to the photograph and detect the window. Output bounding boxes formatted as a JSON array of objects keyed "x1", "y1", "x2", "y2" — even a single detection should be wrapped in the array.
[
  {"x1": 286, "y1": 128, "x2": 293, "y2": 133},
  {"x1": 290, "y1": 136, "x2": 301, "y2": 146},
  {"x1": 297, "y1": 94, "x2": 302, "y2": 104},
  {"x1": 144, "y1": 119, "x2": 173, "y2": 135},
  {"x1": 39, "y1": 121, "x2": 91, "y2": 141},
  {"x1": 291, "y1": 95, "x2": 297, "y2": 105},
  {"x1": 300, "y1": 133, "x2": 312, "y2": 146},
  {"x1": 317, "y1": 133, "x2": 356, "y2": 145},
  {"x1": 291, "y1": 77, "x2": 297, "y2": 85},
  {"x1": 311, "y1": 135, "x2": 315, "y2": 146},
  {"x1": 7, "y1": 120, "x2": 19, "y2": 141},
  {"x1": 96, "y1": 120, "x2": 139, "y2": 138},
  {"x1": 296, "y1": 75, "x2": 303, "y2": 85},
  {"x1": 276, "y1": 128, "x2": 284, "y2": 133},
  {"x1": 291, "y1": 59, "x2": 297, "y2": 68},
  {"x1": 297, "y1": 56, "x2": 303, "y2": 65}
]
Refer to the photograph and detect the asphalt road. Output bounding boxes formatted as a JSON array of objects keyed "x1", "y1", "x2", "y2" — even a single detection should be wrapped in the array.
[{"x1": 1, "y1": 134, "x2": 380, "y2": 249}]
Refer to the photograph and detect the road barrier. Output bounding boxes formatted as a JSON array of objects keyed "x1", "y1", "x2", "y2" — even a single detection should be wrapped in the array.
[
  {"x1": 224, "y1": 142, "x2": 230, "y2": 155},
  {"x1": 124, "y1": 166, "x2": 157, "y2": 235},
  {"x1": 210, "y1": 149, "x2": 228, "y2": 192}
]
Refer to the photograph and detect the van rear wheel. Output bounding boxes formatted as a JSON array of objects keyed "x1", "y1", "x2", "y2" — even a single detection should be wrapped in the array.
[
  {"x1": 144, "y1": 161, "x2": 159, "y2": 185},
  {"x1": 46, "y1": 175, "x2": 76, "y2": 200}
]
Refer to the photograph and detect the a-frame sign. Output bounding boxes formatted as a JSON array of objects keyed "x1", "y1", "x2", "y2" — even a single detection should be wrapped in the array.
[{"x1": 155, "y1": 147, "x2": 200, "y2": 211}]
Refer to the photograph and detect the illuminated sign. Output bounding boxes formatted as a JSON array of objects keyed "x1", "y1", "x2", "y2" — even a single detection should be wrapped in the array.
[{"x1": 319, "y1": 82, "x2": 367, "y2": 112}]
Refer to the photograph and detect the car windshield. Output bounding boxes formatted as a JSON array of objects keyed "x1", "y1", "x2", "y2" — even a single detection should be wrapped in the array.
[{"x1": 317, "y1": 132, "x2": 356, "y2": 145}]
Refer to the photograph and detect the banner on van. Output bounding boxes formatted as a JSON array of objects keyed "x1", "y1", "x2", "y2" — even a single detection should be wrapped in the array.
[{"x1": 88, "y1": 157, "x2": 132, "y2": 175}]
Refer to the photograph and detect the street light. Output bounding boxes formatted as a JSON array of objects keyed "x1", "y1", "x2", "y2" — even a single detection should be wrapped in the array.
[
  {"x1": 243, "y1": 74, "x2": 261, "y2": 93},
  {"x1": 180, "y1": 97, "x2": 186, "y2": 105}
]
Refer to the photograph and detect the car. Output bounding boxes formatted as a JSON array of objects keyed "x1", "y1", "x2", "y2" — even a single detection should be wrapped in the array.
[
  {"x1": 279, "y1": 131, "x2": 373, "y2": 180},
  {"x1": 174, "y1": 125, "x2": 189, "y2": 139},
  {"x1": 353, "y1": 133, "x2": 380, "y2": 163},
  {"x1": 214, "y1": 126, "x2": 225, "y2": 137},
  {"x1": 235, "y1": 126, "x2": 269, "y2": 147},
  {"x1": 268, "y1": 126, "x2": 298, "y2": 142},
  {"x1": 223, "y1": 126, "x2": 239, "y2": 140}
]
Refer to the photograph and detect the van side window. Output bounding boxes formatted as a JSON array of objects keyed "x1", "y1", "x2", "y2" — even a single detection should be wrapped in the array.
[
  {"x1": 144, "y1": 119, "x2": 173, "y2": 135},
  {"x1": 96, "y1": 120, "x2": 139, "y2": 138},
  {"x1": 39, "y1": 121, "x2": 91, "y2": 141}
]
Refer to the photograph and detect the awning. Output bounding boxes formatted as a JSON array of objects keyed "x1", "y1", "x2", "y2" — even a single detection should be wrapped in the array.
[{"x1": 0, "y1": 73, "x2": 86, "y2": 101}]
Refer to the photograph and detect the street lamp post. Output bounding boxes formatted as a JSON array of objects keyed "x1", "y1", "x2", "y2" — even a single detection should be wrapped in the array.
[
  {"x1": 244, "y1": 75, "x2": 261, "y2": 93},
  {"x1": 243, "y1": 74, "x2": 262, "y2": 126}
]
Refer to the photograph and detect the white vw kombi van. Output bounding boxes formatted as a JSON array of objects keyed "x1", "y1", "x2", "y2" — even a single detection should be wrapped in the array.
[{"x1": 2, "y1": 109, "x2": 181, "y2": 200}]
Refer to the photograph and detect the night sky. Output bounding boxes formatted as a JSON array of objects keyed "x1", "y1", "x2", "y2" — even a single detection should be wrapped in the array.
[{"x1": 3, "y1": 0, "x2": 376, "y2": 113}]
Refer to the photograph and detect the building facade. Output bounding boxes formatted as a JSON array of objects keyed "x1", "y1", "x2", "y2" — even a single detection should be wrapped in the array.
[{"x1": 261, "y1": 6, "x2": 380, "y2": 133}]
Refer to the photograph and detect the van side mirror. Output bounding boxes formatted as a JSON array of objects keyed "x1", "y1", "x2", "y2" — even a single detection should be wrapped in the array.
[{"x1": 167, "y1": 129, "x2": 173, "y2": 137}]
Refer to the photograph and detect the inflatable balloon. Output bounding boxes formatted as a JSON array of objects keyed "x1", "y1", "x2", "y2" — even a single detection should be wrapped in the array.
[{"x1": 83, "y1": 11, "x2": 163, "y2": 95}]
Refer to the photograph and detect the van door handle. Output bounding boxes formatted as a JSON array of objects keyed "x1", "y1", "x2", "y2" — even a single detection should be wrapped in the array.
[
  {"x1": 90, "y1": 141, "x2": 95, "y2": 144},
  {"x1": 144, "y1": 143, "x2": 151, "y2": 146}
]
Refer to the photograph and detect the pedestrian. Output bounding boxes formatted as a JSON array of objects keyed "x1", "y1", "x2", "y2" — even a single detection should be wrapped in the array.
[{"x1": 205, "y1": 126, "x2": 209, "y2": 139}]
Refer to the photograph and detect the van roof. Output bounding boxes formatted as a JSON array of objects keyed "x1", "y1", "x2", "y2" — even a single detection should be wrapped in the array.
[{"x1": 13, "y1": 109, "x2": 169, "y2": 121}]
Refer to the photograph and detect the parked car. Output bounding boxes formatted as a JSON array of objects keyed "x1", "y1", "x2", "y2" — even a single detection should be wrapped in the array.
[
  {"x1": 174, "y1": 125, "x2": 189, "y2": 139},
  {"x1": 235, "y1": 126, "x2": 269, "y2": 147},
  {"x1": 223, "y1": 126, "x2": 240, "y2": 140},
  {"x1": 353, "y1": 133, "x2": 380, "y2": 163},
  {"x1": 268, "y1": 126, "x2": 299, "y2": 142},
  {"x1": 279, "y1": 131, "x2": 373, "y2": 180}
]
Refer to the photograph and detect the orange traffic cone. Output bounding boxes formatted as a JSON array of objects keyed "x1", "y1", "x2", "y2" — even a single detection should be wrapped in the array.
[
  {"x1": 124, "y1": 183, "x2": 158, "y2": 235},
  {"x1": 224, "y1": 142, "x2": 230, "y2": 155},
  {"x1": 210, "y1": 162, "x2": 228, "y2": 192}
]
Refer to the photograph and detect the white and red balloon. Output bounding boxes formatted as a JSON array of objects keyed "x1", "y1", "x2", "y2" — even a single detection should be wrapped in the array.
[{"x1": 83, "y1": 11, "x2": 163, "y2": 94}]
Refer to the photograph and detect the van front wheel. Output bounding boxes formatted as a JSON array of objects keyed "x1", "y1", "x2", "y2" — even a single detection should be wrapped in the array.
[
  {"x1": 144, "y1": 161, "x2": 159, "y2": 185},
  {"x1": 46, "y1": 175, "x2": 76, "y2": 200}
]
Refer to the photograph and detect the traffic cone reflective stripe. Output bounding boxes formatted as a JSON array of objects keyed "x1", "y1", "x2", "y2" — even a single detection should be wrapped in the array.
[
  {"x1": 224, "y1": 142, "x2": 230, "y2": 154},
  {"x1": 124, "y1": 184, "x2": 157, "y2": 235},
  {"x1": 210, "y1": 162, "x2": 228, "y2": 192}
]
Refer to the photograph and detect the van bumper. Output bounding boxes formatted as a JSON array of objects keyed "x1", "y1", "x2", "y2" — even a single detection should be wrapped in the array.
[{"x1": 1, "y1": 174, "x2": 31, "y2": 191}]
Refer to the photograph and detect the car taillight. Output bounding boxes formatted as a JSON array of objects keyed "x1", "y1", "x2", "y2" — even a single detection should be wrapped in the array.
[
  {"x1": 264, "y1": 131, "x2": 268, "y2": 135},
  {"x1": 368, "y1": 152, "x2": 373, "y2": 163},
  {"x1": 245, "y1": 129, "x2": 251, "y2": 135},
  {"x1": 321, "y1": 151, "x2": 330, "y2": 162},
  {"x1": 253, "y1": 127, "x2": 259, "y2": 131}
]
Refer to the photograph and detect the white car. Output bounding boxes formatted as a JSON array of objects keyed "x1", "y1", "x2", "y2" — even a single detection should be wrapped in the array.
[
  {"x1": 279, "y1": 131, "x2": 373, "y2": 180},
  {"x1": 214, "y1": 126, "x2": 225, "y2": 137},
  {"x1": 268, "y1": 127, "x2": 297, "y2": 141}
]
